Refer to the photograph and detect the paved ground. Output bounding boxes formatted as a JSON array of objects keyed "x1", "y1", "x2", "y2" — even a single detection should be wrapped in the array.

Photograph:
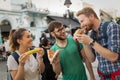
[
  {"x1": 86, "y1": 59, "x2": 100, "y2": 79},
  {"x1": 0, "y1": 60, "x2": 7, "y2": 80},
  {"x1": 0, "y1": 59, "x2": 99, "y2": 80}
]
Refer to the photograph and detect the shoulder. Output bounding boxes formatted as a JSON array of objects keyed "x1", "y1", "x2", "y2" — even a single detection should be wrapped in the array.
[
  {"x1": 50, "y1": 44, "x2": 58, "y2": 51},
  {"x1": 106, "y1": 22, "x2": 120, "y2": 33},
  {"x1": 7, "y1": 55, "x2": 13, "y2": 61},
  {"x1": 104, "y1": 21, "x2": 119, "y2": 29},
  {"x1": 67, "y1": 37, "x2": 73, "y2": 40},
  {"x1": 7, "y1": 55, "x2": 18, "y2": 70},
  {"x1": 7, "y1": 54, "x2": 16, "y2": 63},
  {"x1": 99, "y1": 21, "x2": 120, "y2": 33},
  {"x1": 67, "y1": 37, "x2": 75, "y2": 43}
]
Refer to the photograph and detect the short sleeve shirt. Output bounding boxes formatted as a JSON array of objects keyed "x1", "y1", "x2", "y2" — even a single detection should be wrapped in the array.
[
  {"x1": 51, "y1": 37, "x2": 87, "y2": 80},
  {"x1": 7, "y1": 51, "x2": 41, "y2": 80}
]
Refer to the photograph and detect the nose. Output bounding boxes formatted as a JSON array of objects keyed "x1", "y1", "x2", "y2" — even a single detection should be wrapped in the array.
[
  {"x1": 81, "y1": 23, "x2": 85, "y2": 28},
  {"x1": 62, "y1": 29, "x2": 66, "y2": 33},
  {"x1": 81, "y1": 24, "x2": 88, "y2": 29}
]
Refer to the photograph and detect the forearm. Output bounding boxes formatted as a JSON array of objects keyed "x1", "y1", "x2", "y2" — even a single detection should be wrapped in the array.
[
  {"x1": 39, "y1": 58, "x2": 45, "y2": 73},
  {"x1": 84, "y1": 60, "x2": 95, "y2": 80},
  {"x1": 92, "y1": 41, "x2": 118, "y2": 62},
  {"x1": 83, "y1": 45, "x2": 95, "y2": 62},
  {"x1": 14, "y1": 63, "x2": 25, "y2": 80},
  {"x1": 81, "y1": 49, "x2": 95, "y2": 80},
  {"x1": 52, "y1": 62, "x2": 61, "y2": 76}
]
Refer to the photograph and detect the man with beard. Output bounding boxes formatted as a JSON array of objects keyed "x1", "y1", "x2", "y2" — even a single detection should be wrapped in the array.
[
  {"x1": 47, "y1": 21, "x2": 95, "y2": 80},
  {"x1": 75, "y1": 7, "x2": 120, "y2": 80}
]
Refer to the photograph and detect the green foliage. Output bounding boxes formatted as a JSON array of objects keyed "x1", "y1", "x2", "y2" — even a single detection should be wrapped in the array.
[{"x1": 116, "y1": 17, "x2": 120, "y2": 25}]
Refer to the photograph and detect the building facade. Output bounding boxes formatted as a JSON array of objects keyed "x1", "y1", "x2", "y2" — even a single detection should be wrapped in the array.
[{"x1": 0, "y1": 0, "x2": 48, "y2": 46}]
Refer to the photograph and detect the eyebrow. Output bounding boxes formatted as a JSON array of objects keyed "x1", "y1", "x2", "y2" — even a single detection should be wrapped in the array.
[{"x1": 58, "y1": 27, "x2": 64, "y2": 31}]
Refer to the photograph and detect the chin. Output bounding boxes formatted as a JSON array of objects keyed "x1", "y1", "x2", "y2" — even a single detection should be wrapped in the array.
[
  {"x1": 62, "y1": 35, "x2": 66, "y2": 39},
  {"x1": 86, "y1": 27, "x2": 92, "y2": 31},
  {"x1": 63, "y1": 37, "x2": 67, "y2": 40},
  {"x1": 59, "y1": 37, "x2": 66, "y2": 40},
  {"x1": 28, "y1": 44, "x2": 33, "y2": 47}
]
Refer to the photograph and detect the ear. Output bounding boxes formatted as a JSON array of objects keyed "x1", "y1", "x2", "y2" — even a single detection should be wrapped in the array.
[
  {"x1": 89, "y1": 14, "x2": 94, "y2": 20},
  {"x1": 17, "y1": 39, "x2": 21, "y2": 44},
  {"x1": 50, "y1": 32, "x2": 55, "y2": 37}
]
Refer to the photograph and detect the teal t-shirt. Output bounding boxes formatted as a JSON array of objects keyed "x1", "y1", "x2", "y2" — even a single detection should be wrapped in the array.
[{"x1": 51, "y1": 37, "x2": 87, "y2": 80}]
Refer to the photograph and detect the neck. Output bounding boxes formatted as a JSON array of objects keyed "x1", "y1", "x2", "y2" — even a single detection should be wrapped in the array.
[
  {"x1": 56, "y1": 39, "x2": 67, "y2": 48},
  {"x1": 93, "y1": 19, "x2": 101, "y2": 32},
  {"x1": 18, "y1": 46, "x2": 29, "y2": 54}
]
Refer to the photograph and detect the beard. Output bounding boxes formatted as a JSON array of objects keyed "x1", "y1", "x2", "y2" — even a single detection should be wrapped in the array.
[
  {"x1": 54, "y1": 33, "x2": 66, "y2": 40},
  {"x1": 86, "y1": 22, "x2": 93, "y2": 32}
]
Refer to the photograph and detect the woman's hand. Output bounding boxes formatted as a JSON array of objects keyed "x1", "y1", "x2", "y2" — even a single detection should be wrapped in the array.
[
  {"x1": 19, "y1": 54, "x2": 29, "y2": 66},
  {"x1": 37, "y1": 48, "x2": 44, "y2": 59},
  {"x1": 37, "y1": 48, "x2": 45, "y2": 73}
]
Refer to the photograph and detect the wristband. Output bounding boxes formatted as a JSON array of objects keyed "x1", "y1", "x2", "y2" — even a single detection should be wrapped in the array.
[{"x1": 89, "y1": 39, "x2": 95, "y2": 47}]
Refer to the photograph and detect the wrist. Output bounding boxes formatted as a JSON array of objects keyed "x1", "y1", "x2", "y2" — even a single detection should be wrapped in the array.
[
  {"x1": 39, "y1": 58, "x2": 43, "y2": 62},
  {"x1": 89, "y1": 39, "x2": 95, "y2": 47},
  {"x1": 19, "y1": 63, "x2": 25, "y2": 66}
]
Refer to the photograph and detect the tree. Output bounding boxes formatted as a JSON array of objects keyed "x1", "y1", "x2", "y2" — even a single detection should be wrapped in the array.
[{"x1": 116, "y1": 17, "x2": 120, "y2": 25}]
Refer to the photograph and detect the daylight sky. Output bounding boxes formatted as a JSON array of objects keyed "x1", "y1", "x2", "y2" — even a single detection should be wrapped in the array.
[{"x1": 32, "y1": 0, "x2": 120, "y2": 17}]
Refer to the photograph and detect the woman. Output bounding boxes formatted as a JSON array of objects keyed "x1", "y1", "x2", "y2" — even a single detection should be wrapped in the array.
[
  {"x1": 6, "y1": 29, "x2": 16, "y2": 58},
  {"x1": 39, "y1": 37, "x2": 57, "y2": 80},
  {"x1": 7, "y1": 28, "x2": 45, "y2": 80}
]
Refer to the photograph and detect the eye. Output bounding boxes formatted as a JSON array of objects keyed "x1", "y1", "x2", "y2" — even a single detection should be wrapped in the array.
[
  {"x1": 27, "y1": 35, "x2": 31, "y2": 38},
  {"x1": 81, "y1": 20, "x2": 83, "y2": 23}
]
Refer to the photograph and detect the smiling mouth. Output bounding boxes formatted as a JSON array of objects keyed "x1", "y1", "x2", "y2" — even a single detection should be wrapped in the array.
[{"x1": 62, "y1": 33, "x2": 66, "y2": 36}]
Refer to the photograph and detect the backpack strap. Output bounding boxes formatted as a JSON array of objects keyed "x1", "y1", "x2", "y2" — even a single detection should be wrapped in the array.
[
  {"x1": 32, "y1": 53, "x2": 37, "y2": 59},
  {"x1": 12, "y1": 48, "x2": 37, "y2": 65},
  {"x1": 7, "y1": 52, "x2": 19, "y2": 80},
  {"x1": 8, "y1": 51, "x2": 36, "y2": 80},
  {"x1": 11, "y1": 52, "x2": 19, "y2": 64}
]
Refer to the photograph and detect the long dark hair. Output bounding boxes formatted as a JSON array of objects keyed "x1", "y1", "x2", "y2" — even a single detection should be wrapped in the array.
[{"x1": 39, "y1": 37, "x2": 49, "y2": 47}]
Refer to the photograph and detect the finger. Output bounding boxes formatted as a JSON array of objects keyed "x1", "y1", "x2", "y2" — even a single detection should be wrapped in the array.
[
  {"x1": 38, "y1": 48, "x2": 44, "y2": 54},
  {"x1": 19, "y1": 54, "x2": 29, "y2": 61},
  {"x1": 79, "y1": 40, "x2": 83, "y2": 43},
  {"x1": 77, "y1": 38, "x2": 83, "y2": 43}
]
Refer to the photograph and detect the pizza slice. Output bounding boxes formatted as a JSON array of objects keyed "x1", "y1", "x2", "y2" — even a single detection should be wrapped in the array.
[
  {"x1": 75, "y1": 28, "x2": 84, "y2": 34},
  {"x1": 48, "y1": 50, "x2": 54, "y2": 59},
  {"x1": 47, "y1": 49, "x2": 60, "y2": 63}
]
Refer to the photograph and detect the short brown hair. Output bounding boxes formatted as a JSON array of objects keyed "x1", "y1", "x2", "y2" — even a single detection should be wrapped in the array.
[
  {"x1": 77, "y1": 7, "x2": 98, "y2": 19},
  {"x1": 48, "y1": 21, "x2": 62, "y2": 33}
]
